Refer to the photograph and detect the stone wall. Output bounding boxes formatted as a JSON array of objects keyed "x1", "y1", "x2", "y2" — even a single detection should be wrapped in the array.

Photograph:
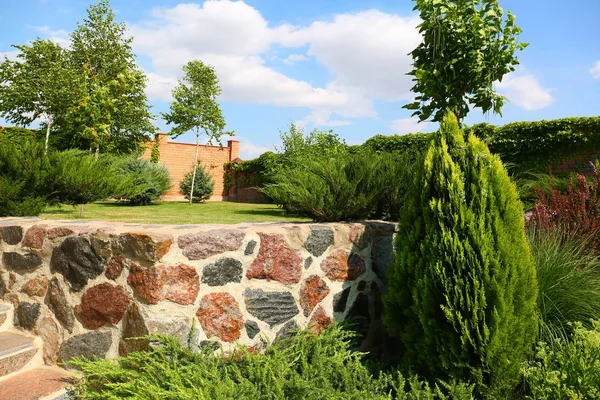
[
  {"x1": 141, "y1": 134, "x2": 240, "y2": 201},
  {"x1": 0, "y1": 218, "x2": 395, "y2": 365}
]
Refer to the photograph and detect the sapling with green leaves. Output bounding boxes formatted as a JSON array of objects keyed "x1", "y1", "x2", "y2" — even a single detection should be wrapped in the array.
[
  {"x1": 404, "y1": 0, "x2": 527, "y2": 122},
  {"x1": 0, "y1": 39, "x2": 80, "y2": 152},
  {"x1": 162, "y1": 60, "x2": 230, "y2": 204}
]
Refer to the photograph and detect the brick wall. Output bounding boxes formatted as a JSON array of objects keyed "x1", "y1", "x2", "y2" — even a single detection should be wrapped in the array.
[
  {"x1": 141, "y1": 134, "x2": 239, "y2": 201},
  {"x1": 554, "y1": 151, "x2": 600, "y2": 175}
]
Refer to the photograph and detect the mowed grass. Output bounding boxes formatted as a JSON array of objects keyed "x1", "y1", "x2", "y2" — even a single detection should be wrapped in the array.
[{"x1": 41, "y1": 201, "x2": 310, "y2": 225}]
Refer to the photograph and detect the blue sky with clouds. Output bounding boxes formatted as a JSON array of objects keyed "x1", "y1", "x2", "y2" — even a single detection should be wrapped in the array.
[{"x1": 1, "y1": 0, "x2": 599, "y2": 159}]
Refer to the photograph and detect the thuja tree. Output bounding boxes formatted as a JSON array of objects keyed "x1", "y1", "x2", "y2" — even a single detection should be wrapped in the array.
[{"x1": 383, "y1": 111, "x2": 538, "y2": 397}]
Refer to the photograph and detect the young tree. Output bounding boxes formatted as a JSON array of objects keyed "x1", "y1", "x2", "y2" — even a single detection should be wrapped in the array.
[
  {"x1": 403, "y1": 0, "x2": 527, "y2": 122},
  {"x1": 162, "y1": 60, "x2": 229, "y2": 205},
  {"x1": 61, "y1": 0, "x2": 155, "y2": 154},
  {"x1": 0, "y1": 39, "x2": 80, "y2": 151}
]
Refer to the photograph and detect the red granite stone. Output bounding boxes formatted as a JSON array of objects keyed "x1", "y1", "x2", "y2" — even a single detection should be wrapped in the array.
[
  {"x1": 47, "y1": 227, "x2": 74, "y2": 240},
  {"x1": 0, "y1": 367, "x2": 71, "y2": 400},
  {"x1": 21, "y1": 276, "x2": 50, "y2": 298},
  {"x1": 127, "y1": 264, "x2": 199, "y2": 305},
  {"x1": 246, "y1": 232, "x2": 303, "y2": 285},
  {"x1": 106, "y1": 255, "x2": 126, "y2": 280},
  {"x1": 118, "y1": 232, "x2": 173, "y2": 263},
  {"x1": 196, "y1": 293, "x2": 244, "y2": 343},
  {"x1": 299, "y1": 275, "x2": 330, "y2": 317},
  {"x1": 74, "y1": 283, "x2": 131, "y2": 329},
  {"x1": 320, "y1": 250, "x2": 365, "y2": 281},
  {"x1": 178, "y1": 229, "x2": 245, "y2": 260},
  {"x1": 8, "y1": 273, "x2": 16, "y2": 290},
  {"x1": 22, "y1": 224, "x2": 48, "y2": 249},
  {"x1": 309, "y1": 306, "x2": 333, "y2": 334}
]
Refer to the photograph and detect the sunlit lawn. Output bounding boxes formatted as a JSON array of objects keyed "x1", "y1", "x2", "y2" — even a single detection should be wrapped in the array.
[{"x1": 41, "y1": 201, "x2": 310, "y2": 225}]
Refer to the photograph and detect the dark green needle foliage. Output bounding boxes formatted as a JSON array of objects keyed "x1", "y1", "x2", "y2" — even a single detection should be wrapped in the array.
[{"x1": 383, "y1": 111, "x2": 538, "y2": 397}]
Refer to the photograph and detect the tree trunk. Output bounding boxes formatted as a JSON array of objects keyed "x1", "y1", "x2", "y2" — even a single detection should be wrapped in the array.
[
  {"x1": 95, "y1": 143, "x2": 100, "y2": 161},
  {"x1": 189, "y1": 131, "x2": 200, "y2": 205},
  {"x1": 44, "y1": 121, "x2": 52, "y2": 153}
]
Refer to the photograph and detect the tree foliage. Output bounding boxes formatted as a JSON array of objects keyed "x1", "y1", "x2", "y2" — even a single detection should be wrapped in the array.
[
  {"x1": 56, "y1": 0, "x2": 155, "y2": 154},
  {"x1": 162, "y1": 60, "x2": 229, "y2": 204},
  {"x1": 0, "y1": 39, "x2": 80, "y2": 150},
  {"x1": 113, "y1": 157, "x2": 172, "y2": 206},
  {"x1": 404, "y1": 0, "x2": 527, "y2": 122},
  {"x1": 384, "y1": 112, "x2": 538, "y2": 397}
]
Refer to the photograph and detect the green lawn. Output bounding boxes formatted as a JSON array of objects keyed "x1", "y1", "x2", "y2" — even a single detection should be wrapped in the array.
[{"x1": 41, "y1": 201, "x2": 310, "y2": 225}]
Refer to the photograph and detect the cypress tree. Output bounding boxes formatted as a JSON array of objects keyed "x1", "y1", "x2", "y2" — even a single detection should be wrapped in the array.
[{"x1": 383, "y1": 111, "x2": 538, "y2": 397}]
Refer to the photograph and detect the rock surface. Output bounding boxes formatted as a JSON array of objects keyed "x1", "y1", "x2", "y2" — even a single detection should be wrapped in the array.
[
  {"x1": 75, "y1": 283, "x2": 131, "y2": 329},
  {"x1": 178, "y1": 229, "x2": 244, "y2": 260},
  {"x1": 21, "y1": 276, "x2": 50, "y2": 297},
  {"x1": 333, "y1": 287, "x2": 351, "y2": 313},
  {"x1": 244, "y1": 240, "x2": 257, "y2": 255},
  {"x1": 320, "y1": 250, "x2": 365, "y2": 281},
  {"x1": 2, "y1": 252, "x2": 43, "y2": 272},
  {"x1": 61, "y1": 331, "x2": 112, "y2": 362},
  {"x1": 299, "y1": 275, "x2": 330, "y2": 317},
  {"x1": 0, "y1": 226, "x2": 23, "y2": 245},
  {"x1": 201, "y1": 258, "x2": 243, "y2": 286},
  {"x1": 16, "y1": 302, "x2": 41, "y2": 330},
  {"x1": 246, "y1": 233, "x2": 302, "y2": 285},
  {"x1": 372, "y1": 235, "x2": 394, "y2": 281},
  {"x1": 45, "y1": 277, "x2": 74, "y2": 332},
  {"x1": 304, "y1": 226, "x2": 334, "y2": 257},
  {"x1": 276, "y1": 320, "x2": 299, "y2": 341},
  {"x1": 309, "y1": 306, "x2": 333, "y2": 334},
  {"x1": 128, "y1": 263, "x2": 199, "y2": 305},
  {"x1": 116, "y1": 232, "x2": 173, "y2": 264},
  {"x1": 47, "y1": 227, "x2": 74, "y2": 240},
  {"x1": 245, "y1": 320, "x2": 260, "y2": 339},
  {"x1": 36, "y1": 317, "x2": 60, "y2": 364},
  {"x1": 244, "y1": 289, "x2": 299, "y2": 327},
  {"x1": 119, "y1": 303, "x2": 149, "y2": 356},
  {"x1": 196, "y1": 293, "x2": 244, "y2": 342},
  {"x1": 105, "y1": 255, "x2": 125, "y2": 280},
  {"x1": 50, "y1": 236, "x2": 105, "y2": 291},
  {"x1": 22, "y1": 225, "x2": 47, "y2": 249}
]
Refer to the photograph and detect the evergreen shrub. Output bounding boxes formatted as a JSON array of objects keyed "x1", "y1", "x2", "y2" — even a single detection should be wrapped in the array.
[
  {"x1": 114, "y1": 157, "x2": 172, "y2": 206},
  {"x1": 383, "y1": 112, "x2": 538, "y2": 397},
  {"x1": 261, "y1": 151, "x2": 411, "y2": 222},
  {"x1": 68, "y1": 324, "x2": 475, "y2": 399},
  {"x1": 180, "y1": 162, "x2": 214, "y2": 203}
]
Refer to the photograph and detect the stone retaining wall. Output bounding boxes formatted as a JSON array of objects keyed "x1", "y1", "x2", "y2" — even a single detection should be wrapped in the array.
[{"x1": 0, "y1": 218, "x2": 395, "y2": 365}]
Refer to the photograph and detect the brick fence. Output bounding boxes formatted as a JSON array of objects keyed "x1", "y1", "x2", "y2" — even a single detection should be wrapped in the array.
[{"x1": 141, "y1": 134, "x2": 239, "y2": 201}]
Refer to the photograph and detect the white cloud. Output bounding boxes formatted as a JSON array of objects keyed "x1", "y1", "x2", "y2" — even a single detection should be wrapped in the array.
[
  {"x1": 390, "y1": 117, "x2": 432, "y2": 134},
  {"x1": 222, "y1": 135, "x2": 274, "y2": 159},
  {"x1": 129, "y1": 1, "x2": 420, "y2": 127},
  {"x1": 496, "y1": 73, "x2": 555, "y2": 111},
  {"x1": 296, "y1": 109, "x2": 353, "y2": 128},
  {"x1": 0, "y1": 51, "x2": 19, "y2": 61},
  {"x1": 32, "y1": 25, "x2": 70, "y2": 47},
  {"x1": 282, "y1": 53, "x2": 309, "y2": 65},
  {"x1": 591, "y1": 61, "x2": 600, "y2": 79}
]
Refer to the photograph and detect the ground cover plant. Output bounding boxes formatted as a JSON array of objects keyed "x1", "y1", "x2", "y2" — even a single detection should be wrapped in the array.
[
  {"x1": 384, "y1": 112, "x2": 538, "y2": 398},
  {"x1": 68, "y1": 325, "x2": 475, "y2": 400},
  {"x1": 41, "y1": 201, "x2": 309, "y2": 224}
]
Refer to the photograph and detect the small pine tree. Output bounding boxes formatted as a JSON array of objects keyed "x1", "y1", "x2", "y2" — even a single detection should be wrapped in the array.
[
  {"x1": 180, "y1": 162, "x2": 214, "y2": 203},
  {"x1": 383, "y1": 112, "x2": 538, "y2": 397}
]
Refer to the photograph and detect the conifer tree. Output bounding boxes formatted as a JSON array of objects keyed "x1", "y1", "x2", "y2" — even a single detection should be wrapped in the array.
[{"x1": 383, "y1": 111, "x2": 538, "y2": 397}]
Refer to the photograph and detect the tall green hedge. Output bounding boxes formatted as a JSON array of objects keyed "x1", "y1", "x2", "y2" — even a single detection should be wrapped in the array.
[{"x1": 384, "y1": 112, "x2": 538, "y2": 397}]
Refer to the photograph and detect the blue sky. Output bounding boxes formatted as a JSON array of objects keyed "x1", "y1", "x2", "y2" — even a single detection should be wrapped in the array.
[{"x1": 1, "y1": 0, "x2": 599, "y2": 159}]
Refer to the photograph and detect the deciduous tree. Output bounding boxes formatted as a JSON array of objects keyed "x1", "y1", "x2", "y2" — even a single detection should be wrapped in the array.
[
  {"x1": 162, "y1": 60, "x2": 229, "y2": 204},
  {"x1": 404, "y1": 0, "x2": 527, "y2": 122}
]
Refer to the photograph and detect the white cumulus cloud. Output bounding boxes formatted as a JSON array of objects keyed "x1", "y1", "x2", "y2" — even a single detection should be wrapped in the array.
[
  {"x1": 390, "y1": 117, "x2": 432, "y2": 134},
  {"x1": 591, "y1": 61, "x2": 600, "y2": 79},
  {"x1": 496, "y1": 73, "x2": 555, "y2": 111},
  {"x1": 32, "y1": 25, "x2": 71, "y2": 47},
  {"x1": 282, "y1": 53, "x2": 309, "y2": 65}
]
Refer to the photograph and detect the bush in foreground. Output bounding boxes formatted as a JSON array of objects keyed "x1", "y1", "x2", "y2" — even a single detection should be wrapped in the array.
[
  {"x1": 67, "y1": 325, "x2": 474, "y2": 400},
  {"x1": 522, "y1": 321, "x2": 600, "y2": 399},
  {"x1": 384, "y1": 112, "x2": 538, "y2": 397},
  {"x1": 180, "y1": 162, "x2": 214, "y2": 203}
]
